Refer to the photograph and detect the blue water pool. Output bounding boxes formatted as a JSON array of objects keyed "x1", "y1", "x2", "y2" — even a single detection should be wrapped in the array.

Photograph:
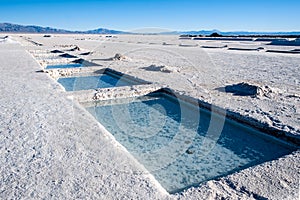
[
  {"x1": 58, "y1": 74, "x2": 140, "y2": 91},
  {"x1": 46, "y1": 63, "x2": 82, "y2": 69},
  {"x1": 83, "y1": 92, "x2": 296, "y2": 193}
]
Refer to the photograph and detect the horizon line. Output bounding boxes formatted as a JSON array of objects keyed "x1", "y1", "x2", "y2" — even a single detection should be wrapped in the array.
[{"x1": 1, "y1": 22, "x2": 300, "y2": 33}]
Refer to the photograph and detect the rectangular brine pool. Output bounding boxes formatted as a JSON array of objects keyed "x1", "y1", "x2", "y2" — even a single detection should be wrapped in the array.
[
  {"x1": 82, "y1": 91, "x2": 296, "y2": 194},
  {"x1": 46, "y1": 63, "x2": 82, "y2": 69},
  {"x1": 58, "y1": 70, "x2": 145, "y2": 91}
]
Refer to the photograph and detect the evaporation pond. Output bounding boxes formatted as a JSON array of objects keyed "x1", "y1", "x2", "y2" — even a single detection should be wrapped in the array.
[
  {"x1": 46, "y1": 63, "x2": 82, "y2": 69},
  {"x1": 58, "y1": 74, "x2": 140, "y2": 91},
  {"x1": 83, "y1": 93, "x2": 295, "y2": 193}
]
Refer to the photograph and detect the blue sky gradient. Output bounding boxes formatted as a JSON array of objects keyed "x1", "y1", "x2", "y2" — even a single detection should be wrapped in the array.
[{"x1": 0, "y1": 0, "x2": 299, "y2": 31}]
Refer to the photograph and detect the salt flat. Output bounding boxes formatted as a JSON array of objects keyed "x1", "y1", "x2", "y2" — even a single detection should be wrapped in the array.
[{"x1": 0, "y1": 34, "x2": 299, "y2": 199}]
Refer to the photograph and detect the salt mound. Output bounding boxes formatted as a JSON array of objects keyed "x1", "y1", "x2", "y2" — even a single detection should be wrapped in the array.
[
  {"x1": 142, "y1": 64, "x2": 180, "y2": 73},
  {"x1": 219, "y1": 82, "x2": 277, "y2": 98},
  {"x1": 68, "y1": 45, "x2": 81, "y2": 51},
  {"x1": 0, "y1": 36, "x2": 18, "y2": 44},
  {"x1": 112, "y1": 53, "x2": 126, "y2": 61}
]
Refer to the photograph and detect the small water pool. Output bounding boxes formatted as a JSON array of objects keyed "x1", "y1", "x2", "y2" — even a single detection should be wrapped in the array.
[
  {"x1": 83, "y1": 92, "x2": 296, "y2": 193},
  {"x1": 58, "y1": 73, "x2": 141, "y2": 91},
  {"x1": 46, "y1": 63, "x2": 82, "y2": 69}
]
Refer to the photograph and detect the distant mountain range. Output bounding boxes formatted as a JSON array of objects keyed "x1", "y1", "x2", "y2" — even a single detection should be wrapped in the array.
[
  {"x1": 0, "y1": 23, "x2": 299, "y2": 36},
  {"x1": 0, "y1": 23, "x2": 126, "y2": 34}
]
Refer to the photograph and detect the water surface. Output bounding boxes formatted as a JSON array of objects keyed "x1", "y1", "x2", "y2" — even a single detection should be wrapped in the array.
[{"x1": 84, "y1": 93, "x2": 295, "y2": 193}]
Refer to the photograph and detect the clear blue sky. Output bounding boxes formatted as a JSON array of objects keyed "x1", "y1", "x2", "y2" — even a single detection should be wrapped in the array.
[{"x1": 0, "y1": 0, "x2": 299, "y2": 32}]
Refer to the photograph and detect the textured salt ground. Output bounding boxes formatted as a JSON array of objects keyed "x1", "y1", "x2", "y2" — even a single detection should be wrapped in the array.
[
  {"x1": 1, "y1": 34, "x2": 299, "y2": 199},
  {"x1": 0, "y1": 42, "x2": 167, "y2": 199}
]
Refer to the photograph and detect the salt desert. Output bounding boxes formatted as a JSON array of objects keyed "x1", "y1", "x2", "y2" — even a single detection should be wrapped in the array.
[{"x1": 0, "y1": 34, "x2": 299, "y2": 199}]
